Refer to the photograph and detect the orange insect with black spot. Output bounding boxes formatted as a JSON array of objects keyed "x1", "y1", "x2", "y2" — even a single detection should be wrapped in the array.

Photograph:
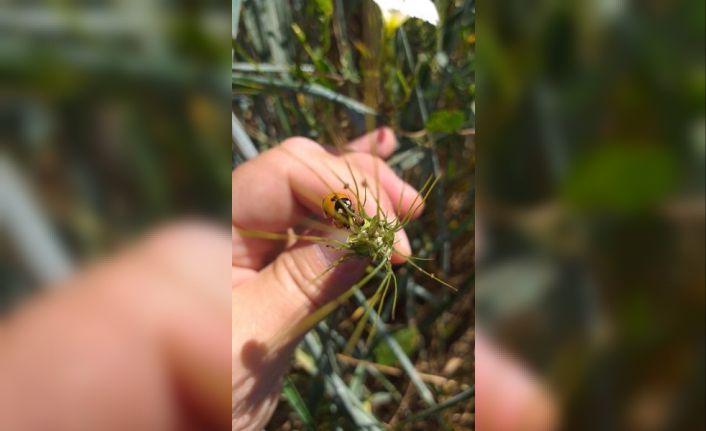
[{"x1": 321, "y1": 192, "x2": 362, "y2": 228}]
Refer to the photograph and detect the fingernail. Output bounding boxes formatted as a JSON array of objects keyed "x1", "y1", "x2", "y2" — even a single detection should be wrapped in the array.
[
  {"x1": 376, "y1": 127, "x2": 386, "y2": 144},
  {"x1": 392, "y1": 230, "x2": 412, "y2": 263}
]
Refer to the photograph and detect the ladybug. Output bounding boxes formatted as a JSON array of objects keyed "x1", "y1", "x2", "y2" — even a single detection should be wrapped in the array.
[{"x1": 322, "y1": 192, "x2": 360, "y2": 228}]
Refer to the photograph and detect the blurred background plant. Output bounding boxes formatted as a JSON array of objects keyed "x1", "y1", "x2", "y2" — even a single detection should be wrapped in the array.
[
  {"x1": 477, "y1": 0, "x2": 704, "y2": 429},
  {"x1": 233, "y1": 0, "x2": 474, "y2": 428},
  {"x1": 0, "y1": 1, "x2": 231, "y2": 309}
]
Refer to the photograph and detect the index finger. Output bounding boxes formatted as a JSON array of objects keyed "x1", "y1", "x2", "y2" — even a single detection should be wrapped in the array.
[
  {"x1": 344, "y1": 127, "x2": 397, "y2": 158},
  {"x1": 232, "y1": 135, "x2": 417, "y2": 271}
]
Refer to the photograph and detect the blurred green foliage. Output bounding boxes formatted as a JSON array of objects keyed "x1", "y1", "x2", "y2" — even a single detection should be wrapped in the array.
[
  {"x1": 1, "y1": 3, "x2": 230, "y2": 302},
  {"x1": 562, "y1": 145, "x2": 679, "y2": 213},
  {"x1": 478, "y1": 0, "x2": 704, "y2": 429}
]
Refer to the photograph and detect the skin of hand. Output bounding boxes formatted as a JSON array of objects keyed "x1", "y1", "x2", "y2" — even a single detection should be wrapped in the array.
[{"x1": 0, "y1": 223, "x2": 231, "y2": 431}]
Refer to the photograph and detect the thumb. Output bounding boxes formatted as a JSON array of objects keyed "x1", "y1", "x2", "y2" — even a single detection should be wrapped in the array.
[
  {"x1": 234, "y1": 232, "x2": 367, "y2": 350},
  {"x1": 232, "y1": 234, "x2": 367, "y2": 429}
]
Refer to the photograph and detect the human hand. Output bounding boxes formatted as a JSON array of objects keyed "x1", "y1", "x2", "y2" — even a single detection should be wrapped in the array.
[
  {"x1": 231, "y1": 128, "x2": 423, "y2": 429},
  {"x1": 0, "y1": 223, "x2": 231, "y2": 430}
]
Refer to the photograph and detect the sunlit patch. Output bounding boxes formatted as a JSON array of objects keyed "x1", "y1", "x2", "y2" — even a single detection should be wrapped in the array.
[{"x1": 371, "y1": 0, "x2": 440, "y2": 28}]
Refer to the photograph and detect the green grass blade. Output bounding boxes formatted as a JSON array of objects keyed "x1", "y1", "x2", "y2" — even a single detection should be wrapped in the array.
[
  {"x1": 394, "y1": 386, "x2": 474, "y2": 428},
  {"x1": 232, "y1": 73, "x2": 378, "y2": 116},
  {"x1": 352, "y1": 290, "x2": 438, "y2": 408},
  {"x1": 282, "y1": 376, "x2": 315, "y2": 431},
  {"x1": 303, "y1": 334, "x2": 383, "y2": 429}
]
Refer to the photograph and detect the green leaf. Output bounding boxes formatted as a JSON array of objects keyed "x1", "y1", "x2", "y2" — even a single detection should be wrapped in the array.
[
  {"x1": 314, "y1": 0, "x2": 333, "y2": 18},
  {"x1": 562, "y1": 144, "x2": 678, "y2": 213},
  {"x1": 425, "y1": 110, "x2": 465, "y2": 133},
  {"x1": 281, "y1": 376, "x2": 315, "y2": 430},
  {"x1": 373, "y1": 326, "x2": 420, "y2": 366}
]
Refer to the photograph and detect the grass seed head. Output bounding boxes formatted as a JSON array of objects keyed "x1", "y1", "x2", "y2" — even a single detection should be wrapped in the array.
[{"x1": 345, "y1": 214, "x2": 398, "y2": 264}]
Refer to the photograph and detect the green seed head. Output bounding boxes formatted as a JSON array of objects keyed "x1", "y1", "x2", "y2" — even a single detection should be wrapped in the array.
[{"x1": 346, "y1": 216, "x2": 397, "y2": 263}]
